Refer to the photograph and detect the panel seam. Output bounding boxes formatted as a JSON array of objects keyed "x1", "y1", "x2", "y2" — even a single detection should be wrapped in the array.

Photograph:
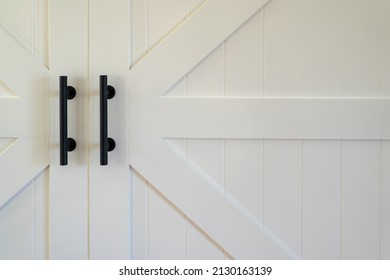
[{"x1": 87, "y1": 0, "x2": 91, "y2": 260}]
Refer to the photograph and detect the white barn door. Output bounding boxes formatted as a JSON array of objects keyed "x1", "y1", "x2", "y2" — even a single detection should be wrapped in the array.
[
  {"x1": 1, "y1": 0, "x2": 390, "y2": 260},
  {"x1": 0, "y1": 0, "x2": 89, "y2": 259},
  {"x1": 128, "y1": 0, "x2": 390, "y2": 259},
  {"x1": 0, "y1": 0, "x2": 49, "y2": 259}
]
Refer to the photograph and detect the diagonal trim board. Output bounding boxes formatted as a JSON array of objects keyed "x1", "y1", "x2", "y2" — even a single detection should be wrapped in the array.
[
  {"x1": 129, "y1": 98, "x2": 390, "y2": 140},
  {"x1": 0, "y1": 138, "x2": 49, "y2": 209},
  {"x1": 0, "y1": 98, "x2": 49, "y2": 138},
  {"x1": 0, "y1": 27, "x2": 49, "y2": 98},
  {"x1": 129, "y1": 139, "x2": 297, "y2": 259},
  {"x1": 128, "y1": 0, "x2": 270, "y2": 98}
]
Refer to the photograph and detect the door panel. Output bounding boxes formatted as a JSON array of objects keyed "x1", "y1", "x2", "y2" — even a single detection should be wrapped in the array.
[
  {"x1": 49, "y1": 0, "x2": 88, "y2": 259},
  {"x1": 382, "y1": 141, "x2": 390, "y2": 259},
  {"x1": 131, "y1": 169, "x2": 232, "y2": 260},
  {"x1": 383, "y1": 0, "x2": 390, "y2": 96},
  {"x1": 0, "y1": 168, "x2": 49, "y2": 260},
  {"x1": 303, "y1": 0, "x2": 342, "y2": 97},
  {"x1": 2, "y1": 0, "x2": 390, "y2": 260},
  {"x1": 302, "y1": 141, "x2": 341, "y2": 259},
  {"x1": 0, "y1": 180, "x2": 34, "y2": 259},
  {"x1": 225, "y1": 10, "x2": 263, "y2": 98},
  {"x1": 341, "y1": 141, "x2": 381, "y2": 259},
  {"x1": 0, "y1": 0, "x2": 49, "y2": 260},
  {"x1": 148, "y1": 185, "x2": 187, "y2": 259},
  {"x1": 88, "y1": 0, "x2": 130, "y2": 259},
  {"x1": 0, "y1": 0, "x2": 34, "y2": 51},
  {"x1": 264, "y1": 140, "x2": 302, "y2": 257},
  {"x1": 342, "y1": 0, "x2": 381, "y2": 97},
  {"x1": 264, "y1": 0, "x2": 302, "y2": 97},
  {"x1": 129, "y1": 0, "x2": 390, "y2": 260}
]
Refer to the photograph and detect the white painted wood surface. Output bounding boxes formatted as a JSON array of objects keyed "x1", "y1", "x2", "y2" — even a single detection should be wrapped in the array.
[
  {"x1": 0, "y1": 139, "x2": 48, "y2": 208},
  {"x1": 341, "y1": 141, "x2": 381, "y2": 259},
  {"x1": 128, "y1": 0, "x2": 270, "y2": 98},
  {"x1": 129, "y1": 98, "x2": 390, "y2": 140},
  {"x1": 342, "y1": 0, "x2": 381, "y2": 97},
  {"x1": 49, "y1": 0, "x2": 89, "y2": 259},
  {"x1": 0, "y1": 0, "x2": 50, "y2": 260},
  {"x1": 382, "y1": 141, "x2": 390, "y2": 259},
  {"x1": 263, "y1": 141, "x2": 302, "y2": 257},
  {"x1": 225, "y1": 10, "x2": 263, "y2": 98},
  {"x1": 2, "y1": 0, "x2": 390, "y2": 260},
  {"x1": 383, "y1": 1, "x2": 390, "y2": 96},
  {"x1": 225, "y1": 140, "x2": 263, "y2": 222},
  {"x1": 129, "y1": 138, "x2": 294, "y2": 259},
  {"x1": 88, "y1": 0, "x2": 130, "y2": 260},
  {"x1": 303, "y1": 0, "x2": 342, "y2": 97},
  {"x1": 0, "y1": 99, "x2": 48, "y2": 138},
  {"x1": 264, "y1": 0, "x2": 302, "y2": 97},
  {"x1": 0, "y1": 181, "x2": 34, "y2": 259},
  {"x1": 129, "y1": 0, "x2": 390, "y2": 260},
  {"x1": 302, "y1": 141, "x2": 341, "y2": 259}
]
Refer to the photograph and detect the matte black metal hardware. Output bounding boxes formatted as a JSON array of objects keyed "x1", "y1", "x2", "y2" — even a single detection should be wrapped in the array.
[
  {"x1": 100, "y1": 75, "x2": 116, "y2": 165},
  {"x1": 59, "y1": 76, "x2": 77, "y2": 166}
]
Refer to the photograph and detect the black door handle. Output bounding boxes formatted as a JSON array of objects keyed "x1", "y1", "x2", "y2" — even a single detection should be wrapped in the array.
[
  {"x1": 59, "y1": 76, "x2": 76, "y2": 166},
  {"x1": 100, "y1": 75, "x2": 116, "y2": 165}
]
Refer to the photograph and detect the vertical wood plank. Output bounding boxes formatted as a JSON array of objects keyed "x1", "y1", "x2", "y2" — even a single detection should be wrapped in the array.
[
  {"x1": 148, "y1": 186, "x2": 186, "y2": 259},
  {"x1": 186, "y1": 220, "x2": 224, "y2": 260},
  {"x1": 341, "y1": 141, "x2": 380, "y2": 259},
  {"x1": 34, "y1": 168, "x2": 49, "y2": 259},
  {"x1": 148, "y1": 0, "x2": 186, "y2": 50},
  {"x1": 0, "y1": 0, "x2": 33, "y2": 50},
  {"x1": 264, "y1": 140, "x2": 302, "y2": 257},
  {"x1": 381, "y1": 141, "x2": 390, "y2": 259},
  {"x1": 49, "y1": 0, "x2": 88, "y2": 259},
  {"x1": 302, "y1": 141, "x2": 341, "y2": 259},
  {"x1": 0, "y1": 182, "x2": 34, "y2": 260},
  {"x1": 131, "y1": 169, "x2": 149, "y2": 260},
  {"x1": 264, "y1": 0, "x2": 303, "y2": 97},
  {"x1": 165, "y1": 138, "x2": 187, "y2": 159},
  {"x1": 382, "y1": 0, "x2": 390, "y2": 96},
  {"x1": 89, "y1": 0, "x2": 130, "y2": 259},
  {"x1": 303, "y1": 0, "x2": 342, "y2": 97},
  {"x1": 225, "y1": 11, "x2": 263, "y2": 98},
  {"x1": 225, "y1": 140, "x2": 263, "y2": 222},
  {"x1": 35, "y1": 0, "x2": 49, "y2": 66},
  {"x1": 342, "y1": 0, "x2": 381, "y2": 97},
  {"x1": 131, "y1": 0, "x2": 148, "y2": 66},
  {"x1": 187, "y1": 45, "x2": 224, "y2": 97},
  {"x1": 187, "y1": 139, "x2": 224, "y2": 191}
]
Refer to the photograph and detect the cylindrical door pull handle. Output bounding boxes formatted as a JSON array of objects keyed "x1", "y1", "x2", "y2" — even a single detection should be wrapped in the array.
[
  {"x1": 59, "y1": 76, "x2": 76, "y2": 166},
  {"x1": 100, "y1": 75, "x2": 116, "y2": 165}
]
